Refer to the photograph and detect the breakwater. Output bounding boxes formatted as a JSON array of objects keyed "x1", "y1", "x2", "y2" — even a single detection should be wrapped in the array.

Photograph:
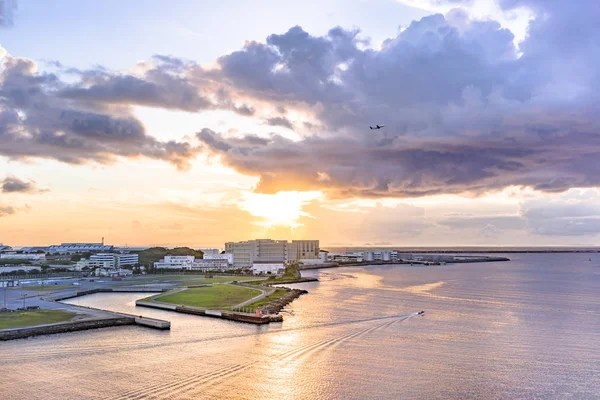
[
  {"x1": 0, "y1": 317, "x2": 135, "y2": 341},
  {"x1": 264, "y1": 277, "x2": 319, "y2": 285},
  {"x1": 47, "y1": 287, "x2": 167, "y2": 302},
  {"x1": 261, "y1": 288, "x2": 308, "y2": 314},
  {"x1": 135, "y1": 300, "x2": 277, "y2": 324}
]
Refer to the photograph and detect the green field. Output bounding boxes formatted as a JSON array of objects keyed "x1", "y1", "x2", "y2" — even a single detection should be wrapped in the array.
[
  {"x1": 182, "y1": 276, "x2": 265, "y2": 285},
  {"x1": 152, "y1": 285, "x2": 262, "y2": 309},
  {"x1": 15, "y1": 285, "x2": 74, "y2": 291},
  {"x1": 128, "y1": 275, "x2": 264, "y2": 285},
  {"x1": 0, "y1": 310, "x2": 75, "y2": 329},
  {"x1": 129, "y1": 274, "x2": 207, "y2": 282},
  {"x1": 244, "y1": 289, "x2": 289, "y2": 309}
]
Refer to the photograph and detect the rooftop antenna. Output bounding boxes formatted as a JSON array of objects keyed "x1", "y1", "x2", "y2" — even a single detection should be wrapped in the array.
[{"x1": 102, "y1": 237, "x2": 104, "y2": 246}]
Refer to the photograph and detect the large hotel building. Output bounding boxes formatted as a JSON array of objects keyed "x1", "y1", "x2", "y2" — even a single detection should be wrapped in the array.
[{"x1": 225, "y1": 239, "x2": 319, "y2": 269}]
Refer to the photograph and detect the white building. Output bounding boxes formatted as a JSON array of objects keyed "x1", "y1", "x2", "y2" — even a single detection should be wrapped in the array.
[
  {"x1": 190, "y1": 259, "x2": 230, "y2": 272},
  {"x1": 95, "y1": 268, "x2": 133, "y2": 277},
  {"x1": 89, "y1": 253, "x2": 138, "y2": 268},
  {"x1": 204, "y1": 252, "x2": 234, "y2": 265},
  {"x1": 154, "y1": 255, "x2": 195, "y2": 269},
  {"x1": 153, "y1": 256, "x2": 231, "y2": 272},
  {"x1": 75, "y1": 259, "x2": 112, "y2": 271},
  {"x1": 320, "y1": 250, "x2": 329, "y2": 263},
  {"x1": 251, "y1": 262, "x2": 286, "y2": 275},
  {"x1": 47, "y1": 242, "x2": 114, "y2": 254},
  {"x1": 332, "y1": 254, "x2": 363, "y2": 263},
  {"x1": 0, "y1": 253, "x2": 46, "y2": 261}
]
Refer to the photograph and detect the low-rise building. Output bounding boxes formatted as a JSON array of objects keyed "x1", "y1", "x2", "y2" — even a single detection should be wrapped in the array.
[
  {"x1": 325, "y1": 252, "x2": 364, "y2": 262},
  {"x1": 363, "y1": 250, "x2": 400, "y2": 262},
  {"x1": 89, "y1": 253, "x2": 139, "y2": 268},
  {"x1": 332, "y1": 254, "x2": 363, "y2": 263},
  {"x1": 0, "y1": 253, "x2": 46, "y2": 261},
  {"x1": 47, "y1": 242, "x2": 114, "y2": 254},
  {"x1": 153, "y1": 256, "x2": 231, "y2": 272},
  {"x1": 154, "y1": 255, "x2": 195, "y2": 269},
  {"x1": 320, "y1": 250, "x2": 329, "y2": 263},
  {"x1": 18, "y1": 246, "x2": 48, "y2": 254},
  {"x1": 203, "y1": 252, "x2": 234, "y2": 265},
  {"x1": 95, "y1": 268, "x2": 133, "y2": 277},
  {"x1": 75, "y1": 259, "x2": 112, "y2": 271},
  {"x1": 189, "y1": 258, "x2": 230, "y2": 272},
  {"x1": 251, "y1": 262, "x2": 286, "y2": 275}
]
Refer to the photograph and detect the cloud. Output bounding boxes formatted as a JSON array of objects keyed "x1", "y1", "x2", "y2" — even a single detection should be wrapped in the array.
[
  {"x1": 4, "y1": 2, "x2": 600, "y2": 201},
  {"x1": 0, "y1": 0, "x2": 17, "y2": 28},
  {"x1": 1, "y1": 176, "x2": 43, "y2": 193},
  {"x1": 438, "y1": 215, "x2": 526, "y2": 230},
  {"x1": 521, "y1": 190, "x2": 600, "y2": 236},
  {"x1": 0, "y1": 205, "x2": 15, "y2": 217},
  {"x1": 265, "y1": 116, "x2": 294, "y2": 130},
  {"x1": 0, "y1": 50, "x2": 200, "y2": 169},
  {"x1": 195, "y1": 3, "x2": 600, "y2": 199},
  {"x1": 58, "y1": 55, "x2": 217, "y2": 113}
]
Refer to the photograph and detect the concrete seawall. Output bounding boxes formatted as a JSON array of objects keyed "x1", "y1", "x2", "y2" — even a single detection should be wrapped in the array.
[
  {"x1": 0, "y1": 317, "x2": 135, "y2": 341},
  {"x1": 136, "y1": 300, "x2": 273, "y2": 324},
  {"x1": 134, "y1": 316, "x2": 171, "y2": 329},
  {"x1": 263, "y1": 277, "x2": 319, "y2": 285},
  {"x1": 136, "y1": 301, "x2": 177, "y2": 311},
  {"x1": 47, "y1": 288, "x2": 167, "y2": 302}
]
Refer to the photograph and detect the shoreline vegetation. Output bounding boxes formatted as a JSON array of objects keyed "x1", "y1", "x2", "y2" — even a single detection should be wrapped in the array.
[
  {"x1": 139, "y1": 265, "x2": 313, "y2": 316},
  {"x1": 0, "y1": 310, "x2": 75, "y2": 330}
]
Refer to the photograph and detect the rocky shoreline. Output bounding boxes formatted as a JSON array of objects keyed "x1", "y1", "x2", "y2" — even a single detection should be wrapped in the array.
[{"x1": 261, "y1": 288, "x2": 308, "y2": 314}]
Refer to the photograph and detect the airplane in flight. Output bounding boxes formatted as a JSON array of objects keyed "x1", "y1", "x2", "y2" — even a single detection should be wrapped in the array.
[{"x1": 369, "y1": 125, "x2": 385, "y2": 130}]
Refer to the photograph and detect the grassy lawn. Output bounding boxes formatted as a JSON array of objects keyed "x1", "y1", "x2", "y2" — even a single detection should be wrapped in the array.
[
  {"x1": 0, "y1": 310, "x2": 75, "y2": 330},
  {"x1": 263, "y1": 265, "x2": 301, "y2": 284},
  {"x1": 14, "y1": 285, "x2": 74, "y2": 291},
  {"x1": 152, "y1": 285, "x2": 262, "y2": 309},
  {"x1": 244, "y1": 288, "x2": 289, "y2": 309},
  {"x1": 129, "y1": 274, "x2": 208, "y2": 282},
  {"x1": 182, "y1": 276, "x2": 265, "y2": 285}
]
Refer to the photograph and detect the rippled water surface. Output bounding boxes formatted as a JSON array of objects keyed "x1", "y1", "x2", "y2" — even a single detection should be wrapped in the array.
[{"x1": 2, "y1": 253, "x2": 599, "y2": 399}]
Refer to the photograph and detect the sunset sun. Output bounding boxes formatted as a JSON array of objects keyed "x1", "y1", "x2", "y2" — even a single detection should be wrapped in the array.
[{"x1": 239, "y1": 191, "x2": 322, "y2": 228}]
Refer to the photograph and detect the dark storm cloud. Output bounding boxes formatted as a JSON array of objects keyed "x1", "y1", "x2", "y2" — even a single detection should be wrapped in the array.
[
  {"x1": 196, "y1": 2, "x2": 600, "y2": 198},
  {"x1": 59, "y1": 71, "x2": 213, "y2": 112},
  {"x1": 4, "y1": 1, "x2": 600, "y2": 198},
  {"x1": 0, "y1": 51, "x2": 200, "y2": 168},
  {"x1": 1, "y1": 176, "x2": 39, "y2": 193},
  {"x1": 199, "y1": 123, "x2": 600, "y2": 198}
]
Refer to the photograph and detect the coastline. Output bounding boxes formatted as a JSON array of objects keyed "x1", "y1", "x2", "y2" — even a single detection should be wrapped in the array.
[{"x1": 0, "y1": 255, "x2": 511, "y2": 340}]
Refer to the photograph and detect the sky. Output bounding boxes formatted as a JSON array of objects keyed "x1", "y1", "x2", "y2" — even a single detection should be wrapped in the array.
[{"x1": 2, "y1": 0, "x2": 600, "y2": 248}]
